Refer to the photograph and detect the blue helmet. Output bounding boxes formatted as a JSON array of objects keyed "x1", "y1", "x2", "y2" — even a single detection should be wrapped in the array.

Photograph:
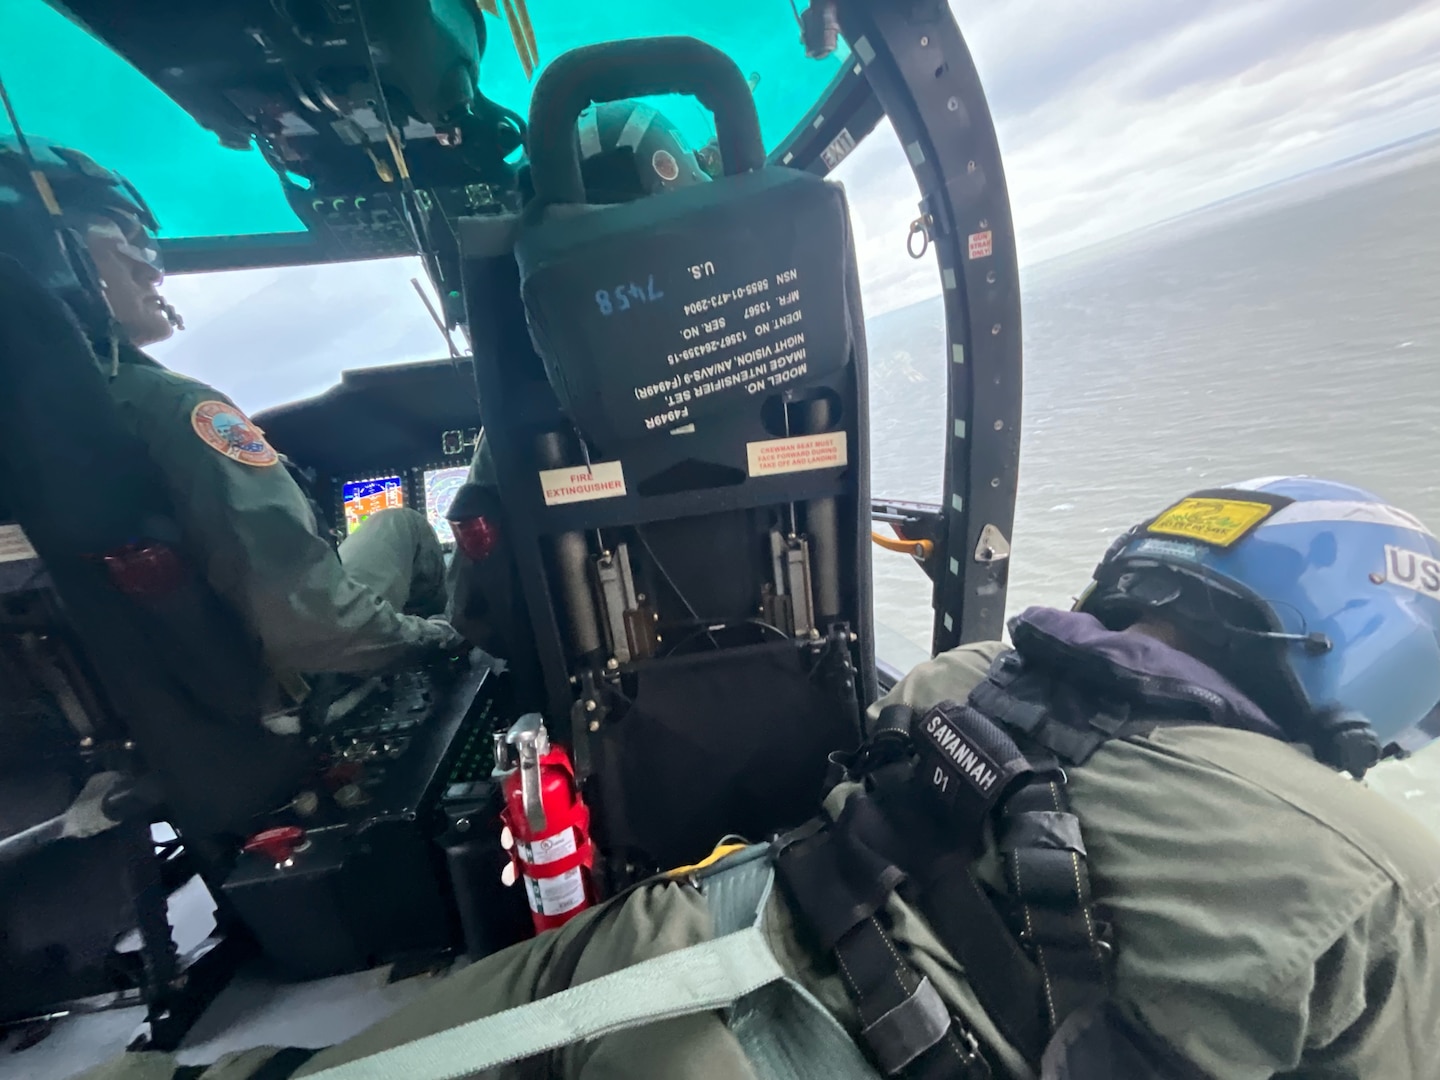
[{"x1": 1079, "y1": 476, "x2": 1440, "y2": 772}]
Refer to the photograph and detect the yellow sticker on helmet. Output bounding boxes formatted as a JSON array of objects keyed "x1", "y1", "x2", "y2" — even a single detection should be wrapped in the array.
[{"x1": 1147, "y1": 498, "x2": 1275, "y2": 548}]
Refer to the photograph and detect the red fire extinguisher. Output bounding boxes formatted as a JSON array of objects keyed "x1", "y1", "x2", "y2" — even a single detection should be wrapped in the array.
[{"x1": 495, "y1": 713, "x2": 596, "y2": 934}]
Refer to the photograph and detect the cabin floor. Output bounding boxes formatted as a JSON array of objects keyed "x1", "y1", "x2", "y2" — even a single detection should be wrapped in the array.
[{"x1": 0, "y1": 873, "x2": 455, "y2": 1080}]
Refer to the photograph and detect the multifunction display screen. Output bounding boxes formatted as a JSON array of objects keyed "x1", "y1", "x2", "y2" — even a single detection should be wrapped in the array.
[
  {"x1": 342, "y1": 475, "x2": 405, "y2": 534},
  {"x1": 423, "y1": 466, "x2": 469, "y2": 546}
]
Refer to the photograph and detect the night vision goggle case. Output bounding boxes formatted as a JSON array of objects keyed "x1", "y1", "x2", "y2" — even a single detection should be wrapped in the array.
[
  {"x1": 515, "y1": 171, "x2": 853, "y2": 451},
  {"x1": 514, "y1": 37, "x2": 853, "y2": 453}
]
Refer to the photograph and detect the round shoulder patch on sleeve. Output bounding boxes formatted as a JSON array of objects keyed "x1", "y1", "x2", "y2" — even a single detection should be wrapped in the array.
[{"x1": 191, "y1": 400, "x2": 279, "y2": 467}]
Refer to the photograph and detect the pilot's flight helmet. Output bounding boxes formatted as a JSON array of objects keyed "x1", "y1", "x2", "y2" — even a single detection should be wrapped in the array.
[
  {"x1": 0, "y1": 136, "x2": 162, "y2": 334},
  {"x1": 576, "y1": 99, "x2": 710, "y2": 204},
  {"x1": 1079, "y1": 476, "x2": 1440, "y2": 772}
]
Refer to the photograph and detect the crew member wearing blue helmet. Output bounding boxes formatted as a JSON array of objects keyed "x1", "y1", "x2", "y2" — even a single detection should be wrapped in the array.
[
  {"x1": 175, "y1": 475, "x2": 1435, "y2": 1080},
  {"x1": 856, "y1": 475, "x2": 1440, "y2": 1077}
]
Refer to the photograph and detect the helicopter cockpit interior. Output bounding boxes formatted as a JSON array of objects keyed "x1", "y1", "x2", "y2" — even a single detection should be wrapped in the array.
[{"x1": 0, "y1": 0, "x2": 1021, "y2": 1063}]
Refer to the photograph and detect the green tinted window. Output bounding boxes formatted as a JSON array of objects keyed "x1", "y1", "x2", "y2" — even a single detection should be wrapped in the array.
[{"x1": 1, "y1": 0, "x2": 846, "y2": 240}]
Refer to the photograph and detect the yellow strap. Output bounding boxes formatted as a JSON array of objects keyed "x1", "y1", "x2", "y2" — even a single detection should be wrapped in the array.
[
  {"x1": 501, "y1": 0, "x2": 538, "y2": 78},
  {"x1": 871, "y1": 530, "x2": 933, "y2": 560},
  {"x1": 514, "y1": 0, "x2": 539, "y2": 70},
  {"x1": 364, "y1": 147, "x2": 394, "y2": 184},
  {"x1": 384, "y1": 130, "x2": 411, "y2": 182},
  {"x1": 666, "y1": 842, "x2": 749, "y2": 879},
  {"x1": 30, "y1": 171, "x2": 62, "y2": 216}
]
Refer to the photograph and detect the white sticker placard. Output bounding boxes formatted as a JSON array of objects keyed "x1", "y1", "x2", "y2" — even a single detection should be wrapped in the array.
[
  {"x1": 527, "y1": 867, "x2": 587, "y2": 916},
  {"x1": 1385, "y1": 545, "x2": 1440, "y2": 602},
  {"x1": 539, "y1": 462, "x2": 627, "y2": 506},
  {"x1": 968, "y1": 230, "x2": 993, "y2": 259},
  {"x1": 746, "y1": 431, "x2": 848, "y2": 477},
  {"x1": 518, "y1": 830, "x2": 587, "y2": 916},
  {"x1": 521, "y1": 828, "x2": 578, "y2": 867},
  {"x1": 0, "y1": 524, "x2": 38, "y2": 564}
]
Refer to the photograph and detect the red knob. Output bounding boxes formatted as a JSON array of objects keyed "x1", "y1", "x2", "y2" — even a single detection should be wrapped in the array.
[{"x1": 242, "y1": 825, "x2": 307, "y2": 864}]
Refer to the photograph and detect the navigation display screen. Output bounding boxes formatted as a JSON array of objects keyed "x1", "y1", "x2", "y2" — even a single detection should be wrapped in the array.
[
  {"x1": 343, "y1": 476, "x2": 405, "y2": 534},
  {"x1": 423, "y1": 466, "x2": 469, "y2": 546}
]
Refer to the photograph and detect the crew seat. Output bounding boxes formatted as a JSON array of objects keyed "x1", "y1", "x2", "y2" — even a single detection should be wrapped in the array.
[
  {"x1": 0, "y1": 257, "x2": 314, "y2": 851},
  {"x1": 461, "y1": 37, "x2": 876, "y2": 879}
]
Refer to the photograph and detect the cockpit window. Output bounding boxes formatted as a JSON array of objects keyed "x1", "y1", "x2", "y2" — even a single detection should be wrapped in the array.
[{"x1": 1, "y1": 0, "x2": 848, "y2": 240}]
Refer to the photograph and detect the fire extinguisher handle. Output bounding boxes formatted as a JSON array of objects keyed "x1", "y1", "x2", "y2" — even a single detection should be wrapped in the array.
[
  {"x1": 506, "y1": 713, "x2": 551, "y2": 833},
  {"x1": 519, "y1": 750, "x2": 546, "y2": 833}
]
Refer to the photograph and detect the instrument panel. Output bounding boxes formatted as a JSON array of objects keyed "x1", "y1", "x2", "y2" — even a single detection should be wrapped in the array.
[
  {"x1": 251, "y1": 358, "x2": 484, "y2": 550},
  {"x1": 338, "y1": 459, "x2": 472, "y2": 547}
]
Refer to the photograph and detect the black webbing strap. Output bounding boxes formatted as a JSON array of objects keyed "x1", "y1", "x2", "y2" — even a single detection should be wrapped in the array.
[
  {"x1": 969, "y1": 676, "x2": 1106, "y2": 766},
  {"x1": 774, "y1": 819, "x2": 991, "y2": 1079},
  {"x1": 999, "y1": 779, "x2": 1111, "y2": 1032},
  {"x1": 864, "y1": 692, "x2": 1113, "y2": 1062},
  {"x1": 909, "y1": 702, "x2": 1036, "y2": 834},
  {"x1": 851, "y1": 787, "x2": 1049, "y2": 1065}
]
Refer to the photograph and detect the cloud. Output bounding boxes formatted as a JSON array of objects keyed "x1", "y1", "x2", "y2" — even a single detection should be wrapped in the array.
[
  {"x1": 149, "y1": 258, "x2": 453, "y2": 412},
  {"x1": 832, "y1": 0, "x2": 1440, "y2": 314}
]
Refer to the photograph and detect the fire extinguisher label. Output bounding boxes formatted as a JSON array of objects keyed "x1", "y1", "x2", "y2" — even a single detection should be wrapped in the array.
[
  {"x1": 526, "y1": 867, "x2": 587, "y2": 917},
  {"x1": 522, "y1": 829, "x2": 577, "y2": 866},
  {"x1": 518, "y1": 829, "x2": 587, "y2": 917}
]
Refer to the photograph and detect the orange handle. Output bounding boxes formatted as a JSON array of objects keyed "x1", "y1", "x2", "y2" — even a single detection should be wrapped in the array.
[{"x1": 871, "y1": 530, "x2": 933, "y2": 560}]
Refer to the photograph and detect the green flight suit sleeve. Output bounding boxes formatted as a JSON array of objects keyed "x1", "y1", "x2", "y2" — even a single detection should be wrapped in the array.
[
  {"x1": 1085, "y1": 727, "x2": 1440, "y2": 1079},
  {"x1": 866, "y1": 640, "x2": 1007, "y2": 730},
  {"x1": 110, "y1": 367, "x2": 456, "y2": 677}
]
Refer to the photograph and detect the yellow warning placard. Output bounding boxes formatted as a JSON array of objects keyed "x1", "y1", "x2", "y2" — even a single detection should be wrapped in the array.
[
  {"x1": 746, "y1": 431, "x2": 848, "y2": 477},
  {"x1": 1147, "y1": 498, "x2": 1274, "y2": 547},
  {"x1": 539, "y1": 461, "x2": 627, "y2": 506}
]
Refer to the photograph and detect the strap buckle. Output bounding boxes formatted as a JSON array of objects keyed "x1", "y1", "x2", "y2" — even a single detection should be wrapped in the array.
[{"x1": 860, "y1": 976, "x2": 950, "y2": 1074}]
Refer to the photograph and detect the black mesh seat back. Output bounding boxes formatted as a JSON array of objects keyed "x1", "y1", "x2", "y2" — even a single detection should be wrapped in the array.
[
  {"x1": 0, "y1": 257, "x2": 311, "y2": 839},
  {"x1": 592, "y1": 641, "x2": 856, "y2": 869},
  {"x1": 516, "y1": 166, "x2": 852, "y2": 454}
]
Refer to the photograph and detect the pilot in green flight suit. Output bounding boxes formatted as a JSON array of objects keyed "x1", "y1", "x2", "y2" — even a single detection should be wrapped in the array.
[
  {"x1": 0, "y1": 139, "x2": 464, "y2": 697},
  {"x1": 84, "y1": 479, "x2": 1440, "y2": 1080}
]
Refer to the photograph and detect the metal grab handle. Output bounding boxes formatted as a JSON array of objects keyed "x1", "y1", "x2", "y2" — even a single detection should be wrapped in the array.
[
  {"x1": 527, "y1": 36, "x2": 765, "y2": 205},
  {"x1": 499, "y1": 713, "x2": 551, "y2": 834}
]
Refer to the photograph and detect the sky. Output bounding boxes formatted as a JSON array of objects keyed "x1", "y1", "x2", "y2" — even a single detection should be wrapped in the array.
[
  {"x1": 837, "y1": 0, "x2": 1440, "y2": 314},
  {"x1": 149, "y1": 0, "x2": 1440, "y2": 408}
]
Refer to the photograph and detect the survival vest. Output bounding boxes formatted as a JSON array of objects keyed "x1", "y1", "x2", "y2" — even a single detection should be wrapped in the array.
[{"x1": 772, "y1": 606, "x2": 1288, "y2": 1078}]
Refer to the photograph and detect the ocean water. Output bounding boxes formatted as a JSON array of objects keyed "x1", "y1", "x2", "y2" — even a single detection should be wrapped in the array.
[{"x1": 866, "y1": 134, "x2": 1440, "y2": 832}]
